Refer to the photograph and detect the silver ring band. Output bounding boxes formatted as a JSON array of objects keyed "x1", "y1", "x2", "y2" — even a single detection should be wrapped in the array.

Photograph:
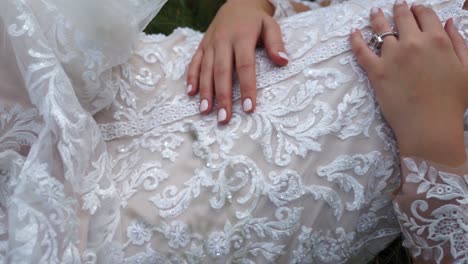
[{"x1": 370, "y1": 31, "x2": 399, "y2": 50}]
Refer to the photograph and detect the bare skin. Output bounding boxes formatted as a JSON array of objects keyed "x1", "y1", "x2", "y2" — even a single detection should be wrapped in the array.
[
  {"x1": 350, "y1": 2, "x2": 468, "y2": 167},
  {"x1": 187, "y1": 0, "x2": 309, "y2": 124}
]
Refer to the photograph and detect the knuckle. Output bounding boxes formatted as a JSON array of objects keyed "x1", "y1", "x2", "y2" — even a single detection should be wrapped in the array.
[
  {"x1": 430, "y1": 33, "x2": 450, "y2": 48},
  {"x1": 186, "y1": 74, "x2": 198, "y2": 83},
  {"x1": 200, "y1": 67, "x2": 211, "y2": 78},
  {"x1": 236, "y1": 61, "x2": 255, "y2": 72},
  {"x1": 200, "y1": 41, "x2": 210, "y2": 50},
  {"x1": 234, "y1": 28, "x2": 250, "y2": 37},
  {"x1": 241, "y1": 85, "x2": 256, "y2": 95},
  {"x1": 199, "y1": 86, "x2": 212, "y2": 97},
  {"x1": 213, "y1": 31, "x2": 228, "y2": 42},
  {"x1": 214, "y1": 65, "x2": 230, "y2": 76},
  {"x1": 403, "y1": 38, "x2": 420, "y2": 51},
  {"x1": 199, "y1": 75, "x2": 212, "y2": 90},
  {"x1": 372, "y1": 67, "x2": 385, "y2": 81},
  {"x1": 374, "y1": 21, "x2": 389, "y2": 31},
  {"x1": 393, "y1": 11, "x2": 409, "y2": 22},
  {"x1": 201, "y1": 60, "x2": 213, "y2": 73},
  {"x1": 216, "y1": 92, "x2": 230, "y2": 103},
  {"x1": 353, "y1": 45, "x2": 367, "y2": 58}
]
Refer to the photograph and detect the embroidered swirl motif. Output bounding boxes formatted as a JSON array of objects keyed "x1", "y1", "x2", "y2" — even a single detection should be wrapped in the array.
[
  {"x1": 394, "y1": 158, "x2": 468, "y2": 263},
  {"x1": 1, "y1": 0, "x2": 466, "y2": 263}
]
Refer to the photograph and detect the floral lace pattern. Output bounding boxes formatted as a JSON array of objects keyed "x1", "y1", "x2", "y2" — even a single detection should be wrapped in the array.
[
  {"x1": 1, "y1": 0, "x2": 467, "y2": 263},
  {"x1": 393, "y1": 157, "x2": 468, "y2": 263},
  {"x1": 269, "y1": 0, "x2": 298, "y2": 19}
]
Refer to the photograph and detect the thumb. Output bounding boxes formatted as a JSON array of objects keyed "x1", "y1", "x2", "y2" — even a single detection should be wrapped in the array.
[{"x1": 262, "y1": 17, "x2": 289, "y2": 66}]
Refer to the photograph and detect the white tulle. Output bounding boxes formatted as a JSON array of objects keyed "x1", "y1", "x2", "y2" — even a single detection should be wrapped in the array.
[{"x1": 0, "y1": 0, "x2": 466, "y2": 263}]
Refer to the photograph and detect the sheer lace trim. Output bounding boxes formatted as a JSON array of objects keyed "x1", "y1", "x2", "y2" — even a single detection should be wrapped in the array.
[
  {"x1": 269, "y1": 0, "x2": 297, "y2": 20},
  {"x1": 393, "y1": 157, "x2": 468, "y2": 263}
]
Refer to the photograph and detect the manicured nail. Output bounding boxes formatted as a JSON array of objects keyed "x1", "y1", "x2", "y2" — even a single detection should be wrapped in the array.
[
  {"x1": 243, "y1": 98, "x2": 253, "y2": 112},
  {"x1": 371, "y1": 7, "x2": 380, "y2": 15},
  {"x1": 218, "y1": 108, "x2": 227, "y2": 122},
  {"x1": 186, "y1": 84, "x2": 193, "y2": 94},
  {"x1": 350, "y1": 28, "x2": 358, "y2": 34},
  {"x1": 395, "y1": 0, "x2": 405, "y2": 5},
  {"x1": 200, "y1": 99, "x2": 208, "y2": 112},
  {"x1": 278, "y1": 51, "x2": 289, "y2": 61}
]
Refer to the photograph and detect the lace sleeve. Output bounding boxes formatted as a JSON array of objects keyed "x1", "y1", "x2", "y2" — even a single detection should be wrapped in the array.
[
  {"x1": 268, "y1": 0, "x2": 317, "y2": 20},
  {"x1": 393, "y1": 157, "x2": 468, "y2": 263},
  {"x1": 268, "y1": 0, "x2": 347, "y2": 20}
]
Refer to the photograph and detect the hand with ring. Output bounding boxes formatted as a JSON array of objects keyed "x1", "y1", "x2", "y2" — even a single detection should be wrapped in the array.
[{"x1": 350, "y1": 2, "x2": 468, "y2": 166}]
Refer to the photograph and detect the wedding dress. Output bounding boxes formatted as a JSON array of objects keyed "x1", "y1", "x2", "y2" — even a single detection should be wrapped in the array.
[{"x1": 0, "y1": 0, "x2": 466, "y2": 263}]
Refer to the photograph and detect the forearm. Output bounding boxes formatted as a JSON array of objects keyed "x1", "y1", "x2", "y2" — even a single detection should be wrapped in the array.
[
  {"x1": 227, "y1": 0, "x2": 275, "y2": 16},
  {"x1": 396, "y1": 113, "x2": 466, "y2": 167}
]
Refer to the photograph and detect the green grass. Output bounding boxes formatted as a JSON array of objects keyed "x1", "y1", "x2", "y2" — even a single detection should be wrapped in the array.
[
  {"x1": 146, "y1": 1, "x2": 412, "y2": 263},
  {"x1": 145, "y1": 0, "x2": 225, "y2": 34}
]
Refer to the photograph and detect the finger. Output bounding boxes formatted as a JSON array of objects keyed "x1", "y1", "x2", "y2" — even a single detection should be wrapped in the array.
[
  {"x1": 393, "y1": 0, "x2": 420, "y2": 38},
  {"x1": 262, "y1": 17, "x2": 289, "y2": 66},
  {"x1": 350, "y1": 28, "x2": 381, "y2": 73},
  {"x1": 445, "y1": 18, "x2": 468, "y2": 65},
  {"x1": 370, "y1": 6, "x2": 398, "y2": 51},
  {"x1": 214, "y1": 41, "x2": 234, "y2": 123},
  {"x1": 411, "y1": 5, "x2": 444, "y2": 33},
  {"x1": 187, "y1": 48, "x2": 203, "y2": 96},
  {"x1": 199, "y1": 47, "x2": 215, "y2": 114},
  {"x1": 234, "y1": 39, "x2": 257, "y2": 114}
]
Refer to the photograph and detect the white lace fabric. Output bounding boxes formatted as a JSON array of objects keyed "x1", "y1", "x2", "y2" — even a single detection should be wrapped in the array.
[
  {"x1": 269, "y1": 0, "x2": 347, "y2": 20},
  {"x1": 0, "y1": 0, "x2": 467, "y2": 263},
  {"x1": 393, "y1": 156, "x2": 468, "y2": 263}
]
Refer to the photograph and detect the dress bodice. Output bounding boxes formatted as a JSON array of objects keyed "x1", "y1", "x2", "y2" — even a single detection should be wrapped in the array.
[{"x1": 0, "y1": 0, "x2": 467, "y2": 263}]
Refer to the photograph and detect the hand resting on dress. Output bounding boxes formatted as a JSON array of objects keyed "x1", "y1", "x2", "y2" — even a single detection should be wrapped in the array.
[
  {"x1": 350, "y1": 2, "x2": 468, "y2": 167},
  {"x1": 187, "y1": 0, "x2": 308, "y2": 124}
]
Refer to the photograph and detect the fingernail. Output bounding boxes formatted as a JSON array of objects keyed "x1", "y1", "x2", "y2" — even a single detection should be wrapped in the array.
[
  {"x1": 200, "y1": 99, "x2": 208, "y2": 112},
  {"x1": 218, "y1": 108, "x2": 227, "y2": 122},
  {"x1": 278, "y1": 51, "x2": 289, "y2": 61},
  {"x1": 186, "y1": 84, "x2": 192, "y2": 94},
  {"x1": 243, "y1": 98, "x2": 253, "y2": 112},
  {"x1": 350, "y1": 28, "x2": 358, "y2": 34},
  {"x1": 395, "y1": 0, "x2": 405, "y2": 5},
  {"x1": 371, "y1": 7, "x2": 379, "y2": 15}
]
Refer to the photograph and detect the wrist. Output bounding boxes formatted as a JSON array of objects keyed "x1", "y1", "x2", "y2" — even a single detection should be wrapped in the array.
[
  {"x1": 397, "y1": 124, "x2": 466, "y2": 167},
  {"x1": 228, "y1": 0, "x2": 275, "y2": 16}
]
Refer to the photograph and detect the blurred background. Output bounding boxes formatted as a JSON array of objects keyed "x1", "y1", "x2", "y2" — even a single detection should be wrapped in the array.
[
  {"x1": 145, "y1": 0, "x2": 225, "y2": 34},
  {"x1": 146, "y1": 1, "x2": 411, "y2": 263}
]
